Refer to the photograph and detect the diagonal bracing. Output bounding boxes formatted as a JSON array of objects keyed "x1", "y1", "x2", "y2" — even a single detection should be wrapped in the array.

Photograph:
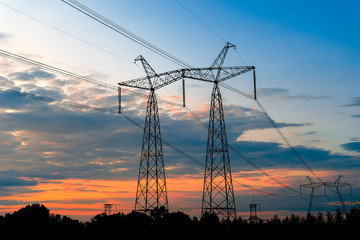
[{"x1": 120, "y1": 56, "x2": 169, "y2": 213}]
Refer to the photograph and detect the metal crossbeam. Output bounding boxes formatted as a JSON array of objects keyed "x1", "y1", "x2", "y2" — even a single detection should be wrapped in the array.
[{"x1": 119, "y1": 66, "x2": 254, "y2": 90}]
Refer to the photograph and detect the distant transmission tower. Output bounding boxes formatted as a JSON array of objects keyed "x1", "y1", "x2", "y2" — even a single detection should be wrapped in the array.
[
  {"x1": 300, "y1": 175, "x2": 352, "y2": 214},
  {"x1": 324, "y1": 175, "x2": 351, "y2": 213},
  {"x1": 249, "y1": 203, "x2": 260, "y2": 223},
  {"x1": 104, "y1": 204, "x2": 117, "y2": 215},
  {"x1": 300, "y1": 176, "x2": 325, "y2": 214}
]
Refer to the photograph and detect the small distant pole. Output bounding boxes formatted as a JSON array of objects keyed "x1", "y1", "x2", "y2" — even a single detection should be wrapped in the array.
[
  {"x1": 249, "y1": 203, "x2": 260, "y2": 223},
  {"x1": 104, "y1": 204, "x2": 113, "y2": 215}
]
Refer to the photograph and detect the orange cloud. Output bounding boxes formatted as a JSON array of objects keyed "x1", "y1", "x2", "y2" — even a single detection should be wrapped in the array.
[{"x1": 0, "y1": 168, "x2": 338, "y2": 221}]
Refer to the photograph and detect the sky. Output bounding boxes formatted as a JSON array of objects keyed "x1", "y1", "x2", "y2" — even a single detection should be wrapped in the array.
[{"x1": 0, "y1": 0, "x2": 359, "y2": 221}]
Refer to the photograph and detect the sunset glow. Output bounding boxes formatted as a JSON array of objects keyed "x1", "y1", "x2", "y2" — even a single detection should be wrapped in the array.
[{"x1": 0, "y1": 0, "x2": 359, "y2": 222}]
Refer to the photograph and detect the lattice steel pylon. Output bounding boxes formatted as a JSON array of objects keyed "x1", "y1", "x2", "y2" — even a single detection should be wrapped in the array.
[
  {"x1": 300, "y1": 176, "x2": 324, "y2": 214},
  {"x1": 201, "y1": 43, "x2": 238, "y2": 220},
  {"x1": 119, "y1": 43, "x2": 255, "y2": 218},
  {"x1": 300, "y1": 175, "x2": 352, "y2": 214},
  {"x1": 249, "y1": 203, "x2": 260, "y2": 223},
  {"x1": 119, "y1": 55, "x2": 169, "y2": 213}
]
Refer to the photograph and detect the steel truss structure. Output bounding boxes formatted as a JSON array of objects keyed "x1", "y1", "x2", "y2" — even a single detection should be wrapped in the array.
[
  {"x1": 120, "y1": 56, "x2": 169, "y2": 213},
  {"x1": 300, "y1": 175, "x2": 352, "y2": 214},
  {"x1": 119, "y1": 43, "x2": 255, "y2": 219}
]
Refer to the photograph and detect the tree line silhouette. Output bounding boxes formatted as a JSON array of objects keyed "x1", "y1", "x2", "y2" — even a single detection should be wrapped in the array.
[{"x1": 0, "y1": 203, "x2": 359, "y2": 238}]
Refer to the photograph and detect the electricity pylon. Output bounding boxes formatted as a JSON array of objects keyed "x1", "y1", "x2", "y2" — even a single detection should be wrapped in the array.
[
  {"x1": 119, "y1": 55, "x2": 170, "y2": 213},
  {"x1": 249, "y1": 203, "x2": 261, "y2": 223},
  {"x1": 300, "y1": 175, "x2": 352, "y2": 214},
  {"x1": 119, "y1": 43, "x2": 255, "y2": 218},
  {"x1": 300, "y1": 176, "x2": 324, "y2": 214},
  {"x1": 201, "y1": 43, "x2": 239, "y2": 220},
  {"x1": 324, "y1": 175, "x2": 351, "y2": 213}
]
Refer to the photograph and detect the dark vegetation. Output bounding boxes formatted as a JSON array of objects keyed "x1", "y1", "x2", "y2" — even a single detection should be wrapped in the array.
[{"x1": 0, "y1": 203, "x2": 359, "y2": 238}]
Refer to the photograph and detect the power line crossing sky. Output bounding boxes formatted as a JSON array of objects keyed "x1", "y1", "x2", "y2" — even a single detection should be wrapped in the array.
[{"x1": 0, "y1": 0, "x2": 359, "y2": 221}]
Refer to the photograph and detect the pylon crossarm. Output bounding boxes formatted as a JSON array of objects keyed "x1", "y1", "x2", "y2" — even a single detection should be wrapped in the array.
[
  {"x1": 181, "y1": 66, "x2": 255, "y2": 83},
  {"x1": 119, "y1": 77, "x2": 154, "y2": 90},
  {"x1": 300, "y1": 182, "x2": 324, "y2": 189},
  {"x1": 119, "y1": 69, "x2": 184, "y2": 90},
  {"x1": 324, "y1": 182, "x2": 351, "y2": 188},
  {"x1": 119, "y1": 66, "x2": 255, "y2": 90}
]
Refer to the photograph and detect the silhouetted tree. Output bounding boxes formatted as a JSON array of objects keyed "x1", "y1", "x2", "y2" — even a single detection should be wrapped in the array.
[
  {"x1": 326, "y1": 211, "x2": 334, "y2": 224},
  {"x1": 150, "y1": 206, "x2": 168, "y2": 223},
  {"x1": 334, "y1": 208, "x2": 344, "y2": 224},
  {"x1": 304, "y1": 212, "x2": 317, "y2": 224},
  {"x1": 200, "y1": 211, "x2": 219, "y2": 225},
  {"x1": 345, "y1": 206, "x2": 360, "y2": 225},
  {"x1": 0, "y1": 203, "x2": 85, "y2": 236},
  {"x1": 11, "y1": 203, "x2": 50, "y2": 225},
  {"x1": 2, "y1": 203, "x2": 360, "y2": 238},
  {"x1": 165, "y1": 211, "x2": 191, "y2": 225},
  {"x1": 282, "y1": 214, "x2": 301, "y2": 225},
  {"x1": 192, "y1": 216, "x2": 199, "y2": 223},
  {"x1": 267, "y1": 214, "x2": 281, "y2": 225},
  {"x1": 232, "y1": 216, "x2": 246, "y2": 225},
  {"x1": 316, "y1": 212, "x2": 325, "y2": 224}
]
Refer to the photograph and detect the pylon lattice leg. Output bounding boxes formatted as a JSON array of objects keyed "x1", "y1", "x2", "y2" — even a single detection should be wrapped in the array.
[
  {"x1": 135, "y1": 89, "x2": 168, "y2": 213},
  {"x1": 201, "y1": 83, "x2": 236, "y2": 220}
]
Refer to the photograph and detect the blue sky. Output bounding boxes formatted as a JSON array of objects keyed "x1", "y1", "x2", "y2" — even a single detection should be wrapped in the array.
[{"x1": 0, "y1": 0, "x2": 359, "y2": 220}]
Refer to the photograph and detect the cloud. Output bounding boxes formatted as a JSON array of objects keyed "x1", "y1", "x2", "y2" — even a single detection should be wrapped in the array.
[
  {"x1": 351, "y1": 114, "x2": 360, "y2": 118},
  {"x1": 0, "y1": 31, "x2": 10, "y2": 40},
  {"x1": 230, "y1": 140, "x2": 359, "y2": 172},
  {"x1": 0, "y1": 170, "x2": 40, "y2": 197},
  {"x1": 257, "y1": 87, "x2": 330, "y2": 102},
  {"x1": 7, "y1": 69, "x2": 57, "y2": 82},
  {"x1": 8, "y1": 72, "x2": 34, "y2": 81},
  {"x1": 0, "y1": 81, "x2": 349, "y2": 185},
  {"x1": 341, "y1": 142, "x2": 360, "y2": 153},
  {"x1": 29, "y1": 69, "x2": 56, "y2": 79},
  {"x1": 342, "y1": 97, "x2": 360, "y2": 107},
  {"x1": 258, "y1": 87, "x2": 289, "y2": 96},
  {"x1": 0, "y1": 170, "x2": 38, "y2": 188},
  {"x1": 0, "y1": 66, "x2": 359, "y2": 218}
]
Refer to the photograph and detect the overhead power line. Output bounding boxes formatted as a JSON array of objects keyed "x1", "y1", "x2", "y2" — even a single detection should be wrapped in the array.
[
  {"x1": 0, "y1": 1, "x2": 134, "y2": 64},
  {"x1": 0, "y1": 48, "x2": 311, "y2": 198},
  {"x1": 0, "y1": 87, "x2": 118, "y2": 114},
  {"x1": 182, "y1": 98, "x2": 301, "y2": 195},
  {"x1": 0, "y1": 48, "x2": 117, "y2": 91},
  {"x1": 255, "y1": 99, "x2": 322, "y2": 182},
  {"x1": 61, "y1": 0, "x2": 192, "y2": 68},
  {"x1": 1, "y1": 0, "x2": 320, "y2": 197},
  {"x1": 175, "y1": 0, "x2": 227, "y2": 43},
  {"x1": 0, "y1": 48, "x2": 183, "y2": 108},
  {"x1": 172, "y1": 1, "x2": 316, "y2": 180}
]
